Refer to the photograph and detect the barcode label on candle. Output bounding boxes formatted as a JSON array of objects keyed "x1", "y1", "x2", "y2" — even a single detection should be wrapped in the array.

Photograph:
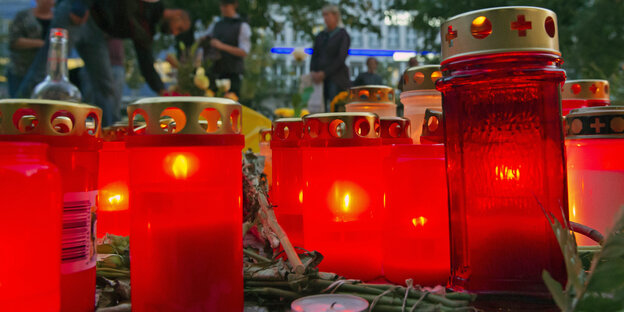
[{"x1": 61, "y1": 191, "x2": 97, "y2": 274}]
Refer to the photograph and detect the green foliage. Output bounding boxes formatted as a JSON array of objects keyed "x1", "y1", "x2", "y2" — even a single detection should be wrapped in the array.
[
  {"x1": 390, "y1": 0, "x2": 624, "y2": 100},
  {"x1": 163, "y1": 0, "x2": 382, "y2": 40},
  {"x1": 544, "y1": 206, "x2": 624, "y2": 311},
  {"x1": 240, "y1": 31, "x2": 276, "y2": 114}
]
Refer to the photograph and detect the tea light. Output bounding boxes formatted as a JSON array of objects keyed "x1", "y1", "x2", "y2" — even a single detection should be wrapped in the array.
[
  {"x1": 302, "y1": 113, "x2": 383, "y2": 280},
  {"x1": 565, "y1": 106, "x2": 624, "y2": 246},
  {"x1": 271, "y1": 118, "x2": 305, "y2": 247},
  {"x1": 0, "y1": 142, "x2": 62, "y2": 311},
  {"x1": 399, "y1": 65, "x2": 442, "y2": 142},
  {"x1": 97, "y1": 122, "x2": 130, "y2": 237},
  {"x1": 291, "y1": 294, "x2": 369, "y2": 312},
  {"x1": 0, "y1": 99, "x2": 101, "y2": 311},
  {"x1": 561, "y1": 79, "x2": 610, "y2": 116},
  {"x1": 380, "y1": 118, "x2": 449, "y2": 285},
  {"x1": 345, "y1": 85, "x2": 396, "y2": 117},
  {"x1": 437, "y1": 7, "x2": 568, "y2": 293},
  {"x1": 127, "y1": 97, "x2": 244, "y2": 311}
]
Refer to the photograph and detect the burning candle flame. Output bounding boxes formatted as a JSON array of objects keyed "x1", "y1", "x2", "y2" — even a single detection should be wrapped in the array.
[
  {"x1": 343, "y1": 194, "x2": 350, "y2": 212},
  {"x1": 108, "y1": 194, "x2": 122, "y2": 205},
  {"x1": 495, "y1": 165, "x2": 521, "y2": 181},
  {"x1": 299, "y1": 190, "x2": 304, "y2": 204},
  {"x1": 412, "y1": 216, "x2": 428, "y2": 227},
  {"x1": 172, "y1": 154, "x2": 189, "y2": 179}
]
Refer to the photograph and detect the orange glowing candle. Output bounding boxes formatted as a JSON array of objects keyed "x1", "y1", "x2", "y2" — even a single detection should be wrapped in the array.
[
  {"x1": 561, "y1": 80, "x2": 610, "y2": 116},
  {"x1": 301, "y1": 113, "x2": 384, "y2": 280},
  {"x1": 127, "y1": 97, "x2": 244, "y2": 311}
]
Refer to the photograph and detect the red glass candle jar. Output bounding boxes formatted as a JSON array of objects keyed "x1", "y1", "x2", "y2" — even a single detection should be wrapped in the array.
[
  {"x1": 436, "y1": 7, "x2": 568, "y2": 294},
  {"x1": 345, "y1": 85, "x2": 397, "y2": 117},
  {"x1": 380, "y1": 118, "x2": 449, "y2": 285},
  {"x1": 259, "y1": 128, "x2": 273, "y2": 187},
  {"x1": 271, "y1": 118, "x2": 305, "y2": 247},
  {"x1": 0, "y1": 142, "x2": 62, "y2": 311},
  {"x1": 561, "y1": 79, "x2": 610, "y2": 116},
  {"x1": 400, "y1": 65, "x2": 443, "y2": 142},
  {"x1": 565, "y1": 106, "x2": 624, "y2": 246},
  {"x1": 301, "y1": 113, "x2": 383, "y2": 280},
  {"x1": 0, "y1": 99, "x2": 101, "y2": 311},
  {"x1": 127, "y1": 97, "x2": 244, "y2": 311},
  {"x1": 97, "y1": 123, "x2": 130, "y2": 237}
]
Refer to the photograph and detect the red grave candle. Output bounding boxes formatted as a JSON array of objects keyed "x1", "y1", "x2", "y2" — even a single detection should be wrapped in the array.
[
  {"x1": 0, "y1": 99, "x2": 101, "y2": 311},
  {"x1": 380, "y1": 118, "x2": 450, "y2": 285},
  {"x1": 97, "y1": 123, "x2": 130, "y2": 237},
  {"x1": 301, "y1": 113, "x2": 383, "y2": 280},
  {"x1": 561, "y1": 80, "x2": 610, "y2": 116},
  {"x1": 271, "y1": 118, "x2": 305, "y2": 247},
  {"x1": 0, "y1": 142, "x2": 62, "y2": 311},
  {"x1": 127, "y1": 97, "x2": 244, "y2": 311},
  {"x1": 436, "y1": 7, "x2": 568, "y2": 294},
  {"x1": 565, "y1": 106, "x2": 624, "y2": 246}
]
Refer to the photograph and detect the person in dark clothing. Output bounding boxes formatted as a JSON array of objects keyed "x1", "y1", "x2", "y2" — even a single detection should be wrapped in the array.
[
  {"x1": 354, "y1": 57, "x2": 383, "y2": 86},
  {"x1": 310, "y1": 4, "x2": 351, "y2": 112},
  {"x1": 90, "y1": 0, "x2": 191, "y2": 95},
  {"x1": 201, "y1": 0, "x2": 251, "y2": 97}
]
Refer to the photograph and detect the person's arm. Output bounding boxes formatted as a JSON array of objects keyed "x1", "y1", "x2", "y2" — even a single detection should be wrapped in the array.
[
  {"x1": 320, "y1": 30, "x2": 350, "y2": 80},
  {"x1": 134, "y1": 41, "x2": 165, "y2": 94},
  {"x1": 8, "y1": 11, "x2": 44, "y2": 50},
  {"x1": 11, "y1": 38, "x2": 44, "y2": 50}
]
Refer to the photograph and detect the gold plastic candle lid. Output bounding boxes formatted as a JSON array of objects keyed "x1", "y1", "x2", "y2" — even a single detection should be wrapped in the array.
[
  {"x1": 102, "y1": 121, "x2": 130, "y2": 142},
  {"x1": 127, "y1": 96, "x2": 242, "y2": 135},
  {"x1": 347, "y1": 85, "x2": 395, "y2": 104},
  {"x1": 380, "y1": 117, "x2": 411, "y2": 140},
  {"x1": 440, "y1": 6, "x2": 560, "y2": 63},
  {"x1": 271, "y1": 118, "x2": 304, "y2": 148},
  {"x1": 562, "y1": 79, "x2": 610, "y2": 101},
  {"x1": 402, "y1": 65, "x2": 442, "y2": 91},
  {"x1": 565, "y1": 106, "x2": 624, "y2": 139},
  {"x1": 421, "y1": 109, "x2": 444, "y2": 144},
  {"x1": 303, "y1": 112, "x2": 381, "y2": 146},
  {"x1": 0, "y1": 99, "x2": 102, "y2": 137}
]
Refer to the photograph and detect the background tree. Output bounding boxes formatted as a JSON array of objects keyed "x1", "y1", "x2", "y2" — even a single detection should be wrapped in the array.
[{"x1": 391, "y1": 0, "x2": 624, "y2": 102}]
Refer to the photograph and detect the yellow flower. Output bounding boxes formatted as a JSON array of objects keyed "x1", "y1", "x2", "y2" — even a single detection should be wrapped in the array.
[
  {"x1": 194, "y1": 74, "x2": 210, "y2": 90},
  {"x1": 216, "y1": 79, "x2": 231, "y2": 93},
  {"x1": 274, "y1": 108, "x2": 295, "y2": 118},
  {"x1": 293, "y1": 48, "x2": 307, "y2": 62},
  {"x1": 300, "y1": 109, "x2": 310, "y2": 117},
  {"x1": 205, "y1": 89, "x2": 215, "y2": 97}
]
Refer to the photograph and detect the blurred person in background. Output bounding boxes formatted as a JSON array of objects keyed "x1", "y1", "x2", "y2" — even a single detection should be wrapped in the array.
[
  {"x1": 354, "y1": 57, "x2": 383, "y2": 86},
  {"x1": 200, "y1": 0, "x2": 251, "y2": 97},
  {"x1": 397, "y1": 56, "x2": 419, "y2": 91},
  {"x1": 7, "y1": 0, "x2": 54, "y2": 98},
  {"x1": 310, "y1": 4, "x2": 351, "y2": 112}
]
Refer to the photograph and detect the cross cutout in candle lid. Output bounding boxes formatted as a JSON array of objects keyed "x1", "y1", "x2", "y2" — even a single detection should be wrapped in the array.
[
  {"x1": 590, "y1": 117, "x2": 605, "y2": 133},
  {"x1": 589, "y1": 84, "x2": 598, "y2": 94},
  {"x1": 446, "y1": 25, "x2": 457, "y2": 47},
  {"x1": 511, "y1": 15, "x2": 532, "y2": 36}
]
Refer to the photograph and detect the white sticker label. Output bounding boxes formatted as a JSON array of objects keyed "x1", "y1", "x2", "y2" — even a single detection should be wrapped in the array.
[{"x1": 61, "y1": 191, "x2": 97, "y2": 274}]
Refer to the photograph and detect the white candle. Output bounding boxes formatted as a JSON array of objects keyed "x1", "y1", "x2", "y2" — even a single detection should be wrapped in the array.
[{"x1": 291, "y1": 294, "x2": 369, "y2": 312}]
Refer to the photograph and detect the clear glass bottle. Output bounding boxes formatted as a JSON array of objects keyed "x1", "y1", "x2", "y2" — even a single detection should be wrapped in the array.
[{"x1": 32, "y1": 28, "x2": 82, "y2": 102}]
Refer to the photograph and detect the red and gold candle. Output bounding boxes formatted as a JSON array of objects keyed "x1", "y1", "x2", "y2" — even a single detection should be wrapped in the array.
[
  {"x1": 127, "y1": 97, "x2": 244, "y2": 311},
  {"x1": 561, "y1": 79, "x2": 610, "y2": 116},
  {"x1": 271, "y1": 118, "x2": 305, "y2": 247},
  {"x1": 301, "y1": 113, "x2": 383, "y2": 280},
  {"x1": 380, "y1": 117, "x2": 449, "y2": 285},
  {"x1": 0, "y1": 99, "x2": 101, "y2": 312},
  {"x1": 436, "y1": 7, "x2": 568, "y2": 293},
  {"x1": 97, "y1": 123, "x2": 130, "y2": 237},
  {"x1": 565, "y1": 106, "x2": 624, "y2": 246},
  {"x1": 259, "y1": 128, "x2": 273, "y2": 187},
  {"x1": 0, "y1": 142, "x2": 62, "y2": 311}
]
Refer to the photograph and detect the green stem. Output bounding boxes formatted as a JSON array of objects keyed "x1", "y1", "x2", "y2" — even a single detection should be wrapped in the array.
[
  {"x1": 244, "y1": 248, "x2": 272, "y2": 263},
  {"x1": 244, "y1": 287, "x2": 300, "y2": 299},
  {"x1": 244, "y1": 280, "x2": 292, "y2": 288}
]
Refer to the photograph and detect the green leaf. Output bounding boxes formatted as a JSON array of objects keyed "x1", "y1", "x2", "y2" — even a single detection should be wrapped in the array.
[
  {"x1": 301, "y1": 86, "x2": 314, "y2": 107},
  {"x1": 543, "y1": 270, "x2": 570, "y2": 311}
]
